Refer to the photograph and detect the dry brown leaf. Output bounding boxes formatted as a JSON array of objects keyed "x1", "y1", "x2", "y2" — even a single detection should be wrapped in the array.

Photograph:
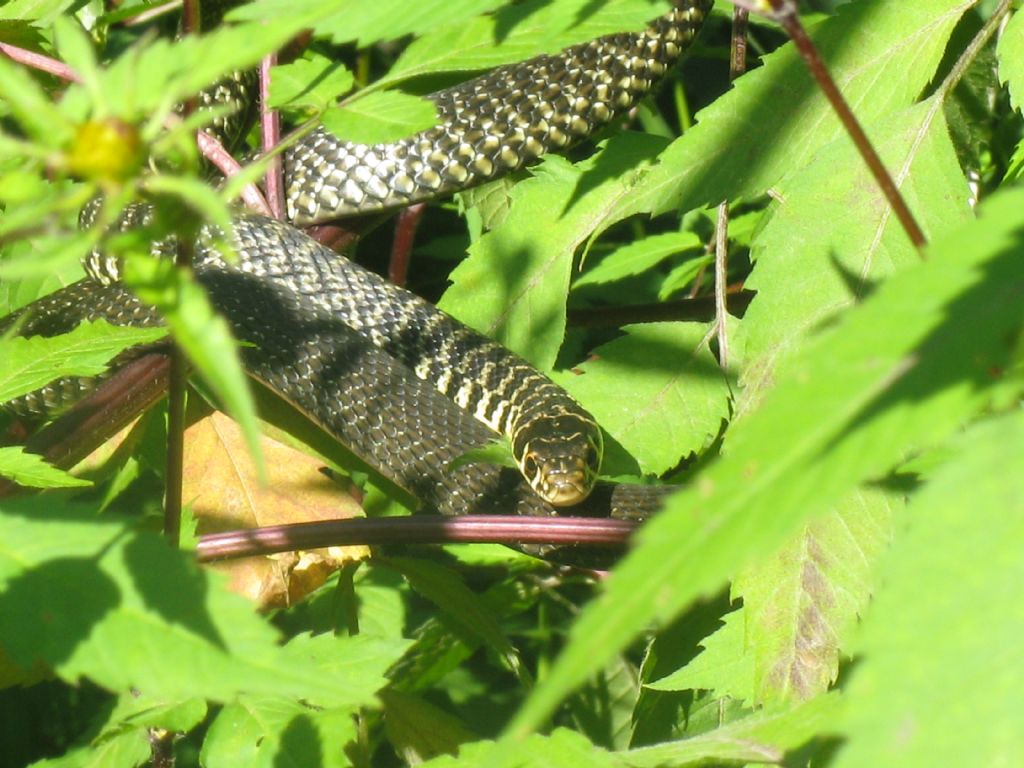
[{"x1": 184, "y1": 411, "x2": 368, "y2": 607}]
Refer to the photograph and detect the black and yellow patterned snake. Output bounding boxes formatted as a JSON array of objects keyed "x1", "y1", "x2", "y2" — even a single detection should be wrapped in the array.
[{"x1": 2, "y1": 0, "x2": 712, "y2": 560}]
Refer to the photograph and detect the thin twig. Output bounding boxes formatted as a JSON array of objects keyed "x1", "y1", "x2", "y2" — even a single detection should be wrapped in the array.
[
  {"x1": 713, "y1": 202, "x2": 730, "y2": 370},
  {"x1": 711, "y1": 5, "x2": 751, "y2": 373},
  {"x1": 122, "y1": 0, "x2": 182, "y2": 26},
  {"x1": 196, "y1": 515, "x2": 638, "y2": 562},
  {"x1": 567, "y1": 289, "x2": 755, "y2": 328},
  {"x1": 164, "y1": 0, "x2": 204, "y2": 548}
]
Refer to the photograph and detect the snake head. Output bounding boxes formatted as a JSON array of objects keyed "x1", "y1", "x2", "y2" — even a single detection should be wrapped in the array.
[{"x1": 517, "y1": 415, "x2": 603, "y2": 507}]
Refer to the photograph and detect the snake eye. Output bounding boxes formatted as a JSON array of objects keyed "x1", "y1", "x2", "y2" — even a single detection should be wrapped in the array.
[{"x1": 522, "y1": 454, "x2": 540, "y2": 482}]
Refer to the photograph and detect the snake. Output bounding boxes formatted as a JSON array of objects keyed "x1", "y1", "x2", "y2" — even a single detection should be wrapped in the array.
[{"x1": 1, "y1": 0, "x2": 712, "y2": 560}]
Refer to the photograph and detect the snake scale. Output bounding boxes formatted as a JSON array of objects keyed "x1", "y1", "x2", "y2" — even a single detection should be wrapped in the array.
[{"x1": 1, "y1": 0, "x2": 712, "y2": 561}]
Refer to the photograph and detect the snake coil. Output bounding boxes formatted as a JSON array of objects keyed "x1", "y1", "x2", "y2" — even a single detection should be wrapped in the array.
[{"x1": 2, "y1": 0, "x2": 713, "y2": 560}]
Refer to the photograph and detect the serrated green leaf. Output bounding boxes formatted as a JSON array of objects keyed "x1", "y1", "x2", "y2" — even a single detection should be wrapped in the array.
[
  {"x1": 420, "y1": 728, "x2": 621, "y2": 768},
  {"x1": 97, "y1": 19, "x2": 316, "y2": 130},
  {"x1": 0, "y1": 0, "x2": 76, "y2": 22},
  {"x1": 507, "y1": 184, "x2": 1024, "y2": 737},
  {"x1": 201, "y1": 695, "x2": 358, "y2": 768},
  {"x1": 318, "y1": 0, "x2": 508, "y2": 47},
  {"x1": 384, "y1": 0, "x2": 667, "y2": 87},
  {"x1": 574, "y1": 231, "x2": 703, "y2": 289},
  {"x1": 0, "y1": 53, "x2": 74, "y2": 147},
  {"x1": 656, "y1": 254, "x2": 713, "y2": 300},
  {"x1": 449, "y1": 436, "x2": 518, "y2": 472},
  {"x1": 268, "y1": 54, "x2": 355, "y2": 113},
  {"x1": 231, "y1": 0, "x2": 504, "y2": 48},
  {"x1": 0, "y1": 319, "x2": 167, "y2": 403},
  {"x1": 554, "y1": 323, "x2": 730, "y2": 476},
  {"x1": 0, "y1": 501, "x2": 410, "y2": 707},
  {"x1": 105, "y1": 691, "x2": 208, "y2": 734},
  {"x1": 834, "y1": 409, "x2": 1024, "y2": 766},
  {"x1": 0, "y1": 446, "x2": 91, "y2": 488},
  {"x1": 598, "y1": 0, "x2": 973, "y2": 232},
  {"x1": 321, "y1": 90, "x2": 438, "y2": 144},
  {"x1": 738, "y1": 100, "x2": 970, "y2": 407},
  {"x1": 386, "y1": 556, "x2": 525, "y2": 681},
  {"x1": 646, "y1": 608, "x2": 754, "y2": 703},
  {"x1": 53, "y1": 17, "x2": 106, "y2": 115},
  {"x1": 997, "y1": 9, "x2": 1024, "y2": 112},
  {"x1": 142, "y1": 174, "x2": 235, "y2": 235},
  {"x1": 32, "y1": 730, "x2": 151, "y2": 768},
  {"x1": 733, "y1": 486, "x2": 898, "y2": 707},
  {"x1": 381, "y1": 689, "x2": 478, "y2": 764},
  {"x1": 440, "y1": 134, "x2": 668, "y2": 369},
  {"x1": 622, "y1": 693, "x2": 840, "y2": 767}
]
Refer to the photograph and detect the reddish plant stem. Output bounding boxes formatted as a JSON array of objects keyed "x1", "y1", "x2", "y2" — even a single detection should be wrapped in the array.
[
  {"x1": 260, "y1": 53, "x2": 285, "y2": 220},
  {"x1": 0, "y1": 42, "x2": 80, "y2": 82},
  {"x1": 753, "y1": 0, "x2": 927, "y2": 251},
  {"x1": 389, "y1": 203, "x2": 426, "y2": 287},
  {"x1": 197, "y1": 515, "x2": 638, "y2": 562},
  {"x1": 0, "y1": 353, "x2": 172, "y2": 499},
  {"x1": 195, "y1": 129, "x2": 273, "y2": 215}
]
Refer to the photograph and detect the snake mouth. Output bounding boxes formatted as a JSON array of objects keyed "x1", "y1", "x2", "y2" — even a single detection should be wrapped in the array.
[{"x1": 534, "y1": 463, "x2": 594, "y2": 507}]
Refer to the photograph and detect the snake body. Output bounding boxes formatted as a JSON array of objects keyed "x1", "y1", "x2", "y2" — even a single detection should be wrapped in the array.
[
  {"x1": 286, "y1": 1, "x2": 711, "y2": 223},
  {"x1": 3, "y1": 0, "x2": 711, "y2": 553}
]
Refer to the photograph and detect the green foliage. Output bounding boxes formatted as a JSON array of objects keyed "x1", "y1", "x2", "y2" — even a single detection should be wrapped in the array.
[{"x1": 1, "y1": 0, "x2": 1024, "y2": 766}]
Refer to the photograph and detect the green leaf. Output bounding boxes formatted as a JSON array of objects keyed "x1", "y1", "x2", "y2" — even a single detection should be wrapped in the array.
[
  {"x1": 622, "y1": 693, "x2": 840, "y2": 767},
  {"x1": 122, "y1": 254, "x2": 263, "y2": 478},
  {"x1": 103, "y1": 690, "x2": 208, "y2": 734},
  {"x1": 573, "y1": 231, "x2": 704, "y2": 289},
  {"x1": 53, "y1": 16, "x2": 105, "y2": 116},
  {"x1": 201, "y1": 695, "x2": 358, "y2": 768},
  {"x1": 440, "y1": 134, "x2": 668, "y2": 369},
  {"x1": 0, "y1": 446, "x2": 91, "y2": 488},
  {"x1": 598, "y1": 0, "x2": 973, "y2": 231},
  {"x1": 384, "y1": 0, "x2": 667, "y2": 87},
  {"x1": 0, "y1": 501, "x2": 410, "y2": 708},
  {"x1": 420, "y1": 727, "x2": 621, "y2": 768},
  {"x1": 0, "y1": 319, "x2": 167, "y2": 404},
  {"x1": 834, "y1": 409, "x2": 1024, "y2": 766},
  {"x1": 645, "y1": 608, "x2": 754, "y2": 704},
  {"x1": 31, "y1": 730, "x2": 151, "y2": 768},
  {"x1": 268, "y1": 54, "x2": 355, "y2": 113},
  {"x1": 386, "y1": 556, "x2": 525, "y2": 681},
  {"x1": 738, "y1": 99, "x2": 970, "y2": 404},
  {"x1": 0, "y1": 0, "x2": 78, "y2": 22},
  {"x1": 317, "y1": 0, "x2": 508, "y2": 47},
  {"x1": 554, "y1": 323, "x2": 730, "y2": 476},
  {"x1": 0, "y1": 53, "x2": 74, "y2": 147},
  {"x1": 321, "y1": 90, "x2": 438, "y2": 145},
  {"x1": 381, "y1": 689, "x2": 478, "y2": 764},
  {"x1": 506, "y1": 184, "x2": 1024, "y2": 737},
  {"x1": 997, "y1": 9, "x2": 1024, "y2": 112},
  {"x1": 732, "y1": 486, "x2": 898, "y2": 706},
  {"x1": 656, "y1": 254, "x2": 714, "y2": 300},
  {"x1": 449, "y1": 436, "x2": 518, "y2": 472}
]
